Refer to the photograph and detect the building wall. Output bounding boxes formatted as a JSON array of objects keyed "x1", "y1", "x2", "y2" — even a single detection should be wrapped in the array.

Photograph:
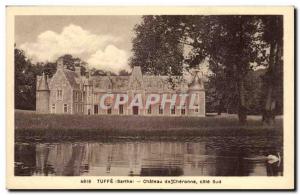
[
  {"x1": 49, "y1": 70, "x2": 74, "y2": 114},
  {"x1": 88, "y1": 91, "x2": 204, "y2": 117},
  {"x1": 84, "y1": 85, "x2": 94, "y2": 115},
  {"x1": 41, "y1": 69, "x2": 206, "y2": 117},
  {"x1": 73, "y1": 90, "x2": 84, "y2": 114},
  {"x1": 187, "y1": 91, "x2": 205, "y2": 117},
  {"x1": 36, "y1": 91, "x2": 50, "y2": 113},
  {"x1": 198, "y1": 91, "x2": 206, "y2": 116}
]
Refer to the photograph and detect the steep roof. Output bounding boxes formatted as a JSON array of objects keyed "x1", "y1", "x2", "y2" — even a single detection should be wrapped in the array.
[
  {"x1": 90, "y1": 74, "x2": 188, "y2": 92},
  {"x1": 91, "y1": 76, "x2": 130, "y2": 92},
  {"x1": 63, "y1": 69, "x2": 80, "y2": 89},
  {"x1": 55, "y1": 66, "x2": 202, "y2": 92},
  {"x1": 37, "y1": 73, "x2": 49, "y2": 91}
]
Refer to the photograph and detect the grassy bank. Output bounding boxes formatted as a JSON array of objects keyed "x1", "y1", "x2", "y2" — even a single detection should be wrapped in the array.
[{"x1": 15, "y1": 111, "x2": 283, "y2": 141}]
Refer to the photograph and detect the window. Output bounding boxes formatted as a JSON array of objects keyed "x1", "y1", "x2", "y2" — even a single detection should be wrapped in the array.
[
  {"x1": 74, "y1": 91, "x2": 78, "y2": 101},
  {"x1": 57, "y1": 89, "x2": 63, "y2": 100},
  {"x1": 94, "y1": 105, "x2": 98, "y2": 114},
  {"x1": 195, "y1": 104, "x2": 199, "y2": 113},
  {"x1": 78, "y1": 92, "x2": 81, "y2": 102},
  {"x1": 147, "y1": 105, "x2": 151, "y2": 114},
  {"x1": 132, "y1": 106, "x2": 139, "y2": 115},
  {"x1": 181, "y1": 105, "x2": 186, "y2": 115},
  {"x1": 51, "y1": 104, "x2": 56, "y2": 113},
  {"x1": 78, "y1": 104, "x2": 82, "y2": 113},
  {"x1": 88, "y1": 87, "x2": 92, "y2": 97},
  {"x1": 159, "y1": 105, "x2": 163, "y2": 115},
  {"x1": 75, "y1": 103, "x2": 78, "y2": 113},
  {"x1": 119, "y1": 105, "x2": 124, "y2": 115},
  {"x1": 64, "y1": 104, "x2": 68, "y2": 113},
  {"x1": 171, "y1": 105, "x2": 175, "y2": 115},
  {"x1": 107, "y1": 108, "x2": 112, "y2": 115}
]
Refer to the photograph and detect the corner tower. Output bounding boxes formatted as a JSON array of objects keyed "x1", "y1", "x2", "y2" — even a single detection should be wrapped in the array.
[
  {"x1": 36, "y1": 72, "x2": 50, "y2": 113},
  {"x1": 188, "y1": 70, "x2": 205, "y2": 116}
]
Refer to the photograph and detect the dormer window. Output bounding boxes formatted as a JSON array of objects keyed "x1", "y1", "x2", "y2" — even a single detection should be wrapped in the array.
[
  {"x1": 77, "y1": 92, "x2": 80, "y2": 101},
  {"x1": 74, "y1": 91, "x2": 78, "y2": 101},
  {"x1": 56, "y1": 89, "x2": 63, "y2": 100}
]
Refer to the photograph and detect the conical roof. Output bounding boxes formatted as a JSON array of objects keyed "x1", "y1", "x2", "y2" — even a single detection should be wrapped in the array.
[
  {"x1": 188, "y1": 71, "x2": 204, "y2": 91},
  {"x1": 129, "y1": 66, "x2": 144, "y2": 89},
  {"x1": 37, "y1": 73, "x2": 49, "y2": 91}
]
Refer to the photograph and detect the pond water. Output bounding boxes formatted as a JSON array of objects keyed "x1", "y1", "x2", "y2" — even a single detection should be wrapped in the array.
[{"x1": 15, "y1": 136, "x2": 283, "y2": 176}]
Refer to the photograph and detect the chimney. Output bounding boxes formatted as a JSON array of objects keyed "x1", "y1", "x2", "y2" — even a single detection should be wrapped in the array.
[
  {"x1": 75, "y1": 66, "x2": 81, "y2": 76},
  {"x1": 57, "y1": 58, "x2": 64, "y2": 70}
]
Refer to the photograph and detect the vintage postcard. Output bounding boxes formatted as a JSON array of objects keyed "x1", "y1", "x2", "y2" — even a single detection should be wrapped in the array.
[{"x1": 6, "y1": 6, "x2": 294, "y2": 190}]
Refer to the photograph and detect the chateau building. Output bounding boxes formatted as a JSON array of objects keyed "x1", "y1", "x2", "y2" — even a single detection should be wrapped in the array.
[{"x1": 36, "y1": 58, "x2": 205, "y2": 116}]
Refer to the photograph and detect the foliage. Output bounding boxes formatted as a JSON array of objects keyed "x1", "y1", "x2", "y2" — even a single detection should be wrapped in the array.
[
  {"x1": 259, "y1": 16, "x2": 283, "y2": 122},
  {"x1": 206, "y1": 69, "x2": 267, "y2": 115},
  {"x1": 14, "y1": 48, "x2": 37, "y2": 110},
  {"x1": 130, "y1": 16, "x2": 185, "y2": 76}
]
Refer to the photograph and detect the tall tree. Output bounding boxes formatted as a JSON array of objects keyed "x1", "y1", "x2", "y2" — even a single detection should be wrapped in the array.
[
  {"x1": 130, "y1": 16, "x2": 185, "y2": 76},
  {"x1": 15, "y1": 47, "x2": 37, "y2": 110},
  {"x1": 260, "y1": 16, "x2": 283, "y2": 124},
  {"x1": 190, "y1": 16, "x2": 264, "y2": 124}
]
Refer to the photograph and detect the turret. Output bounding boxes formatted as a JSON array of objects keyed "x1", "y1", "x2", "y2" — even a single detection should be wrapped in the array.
[
  {"x1": 36, "y1": 72, "x2": 50, "y2": 113},
  {"x1": 188, "y1": 70, "x2": 204, "y2": 91},
  {"x1": 129, "y1": 66, "x2": 144, "y2": 90},
  {"x1": 188, "y1": 70, "x2": 205, "y2": 116}
]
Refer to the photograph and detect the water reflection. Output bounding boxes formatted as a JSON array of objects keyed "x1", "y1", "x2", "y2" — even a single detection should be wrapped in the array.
[{"x1": 15, "y1": 136, "x2": 283, "y2": 176}]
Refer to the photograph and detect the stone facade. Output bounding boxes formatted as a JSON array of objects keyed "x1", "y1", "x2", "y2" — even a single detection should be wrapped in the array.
[{"x1": 36, "y1": 58, "x2": 206, "y2": 116}]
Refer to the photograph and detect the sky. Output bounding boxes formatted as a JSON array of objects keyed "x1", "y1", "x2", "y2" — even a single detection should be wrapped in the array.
[{"x1": 15, "y1": 15, "x2": 142, "y2": 73}]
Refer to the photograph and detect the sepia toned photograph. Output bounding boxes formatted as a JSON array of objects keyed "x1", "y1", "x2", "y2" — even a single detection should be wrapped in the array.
[{"x1": 6, "y1": 6, "x2": 294, "y2": 190}]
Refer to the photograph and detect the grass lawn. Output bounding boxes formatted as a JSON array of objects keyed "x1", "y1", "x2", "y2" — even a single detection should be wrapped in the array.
[{"x1": 14, "y1": 110, "x2": 283, "y2": 141}]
